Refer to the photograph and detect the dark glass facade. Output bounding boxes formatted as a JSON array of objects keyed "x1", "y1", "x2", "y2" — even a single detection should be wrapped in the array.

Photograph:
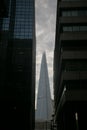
[
  {"x1": 54, "y1": 0, "x2": 87, "y2": 130},
  {"x1": 0, "y1": 0, "x2": 36, "y2": 130},
  {"x1": 0, "y1": 0, "x2": 10, "y2": 17},
  {"x1": 14, "y1": 0, "x2": 33, "y2": 39}
]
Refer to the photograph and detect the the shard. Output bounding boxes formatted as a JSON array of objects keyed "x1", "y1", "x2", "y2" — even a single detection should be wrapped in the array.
[{"x1": 35, "y1": 52, "x2": 53, "y2": 121}]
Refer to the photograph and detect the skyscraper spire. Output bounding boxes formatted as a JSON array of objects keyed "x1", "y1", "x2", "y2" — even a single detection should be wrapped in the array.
[{"x1": 36, "y1": 52, "x2": 53, "y2": 121}]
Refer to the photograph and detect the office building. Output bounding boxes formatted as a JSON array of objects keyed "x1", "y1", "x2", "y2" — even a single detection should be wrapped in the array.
[
  {"x1": 0, "y1": 0, "x2": 36, "y2": 130},
  {"x1": 35, "y1": 52, "x2": 53, "y2": 130},
  {"x1": 54, "y1": 0, "x2": 87, "y2": 130}
]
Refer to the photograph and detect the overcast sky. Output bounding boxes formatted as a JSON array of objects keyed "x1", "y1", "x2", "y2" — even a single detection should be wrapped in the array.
[{"x1": 35, "y1": 0, "x2": 57, "y2": 101}]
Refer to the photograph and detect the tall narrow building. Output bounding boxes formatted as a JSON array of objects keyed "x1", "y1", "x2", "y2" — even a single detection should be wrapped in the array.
[
  {"x1": 0, "y1": 0, "x2": 36, "y2": 130},
  {"x1": 36, "y1": 52, "x2": 53, "y2": 121},
  {"x1": 54, "y1": 0, "x2": 87, "y2": 130}
]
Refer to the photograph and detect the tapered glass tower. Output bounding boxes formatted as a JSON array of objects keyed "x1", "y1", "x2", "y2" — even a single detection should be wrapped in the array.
[
  {"x1": 36, "y1": 52, "x2": 53, "y2": 121},
  {"x1": 0, "y1": 0, "x2": 36, "y2": 130}
]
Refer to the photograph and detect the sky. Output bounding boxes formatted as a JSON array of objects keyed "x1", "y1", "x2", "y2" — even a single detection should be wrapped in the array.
[{"x1": 35, "y1": 0, "x2": 57, "y2": 101}]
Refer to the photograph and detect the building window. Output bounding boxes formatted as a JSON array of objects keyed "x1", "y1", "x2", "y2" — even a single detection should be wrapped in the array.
[
  {"x1": 18, "y1": 69, "x2": 23, "y2": 72},
  {"x1": 64, "y1": 61, "x2": 87, "y2": 71},
  {"x1": 63, "y1": 26, "x2": 72, "y2": 32},
  {"x1": 62, "y1": 10, "x2": 87, "y2": 17},
  {"x1": 72, "y1": 26, "x2": 79, "y2": 31},
  {"x1": 17, "y1": 65, "x2": 23, "y2": 72},
  {"x1": 19, "y1": 51, "x2": 24, "y2": 55},
  {"x1": 63, "y1": 26, "x2": 87, "y2": 32},
  {"x1": 2, "y1": 0, "x2": 11, "y2": 31},
  {"x1": 14, "y1": 0, "x2": 34, "y2": 39},
  {"x1": 62, "y1": 0, "x2": 81, "y2": 1},
  {"x1": 80, "y1": 26, "x2": 87, "y2": 31}
]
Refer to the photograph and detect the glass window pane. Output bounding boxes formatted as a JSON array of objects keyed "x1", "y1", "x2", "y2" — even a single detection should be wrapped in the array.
[
  {"x1": 72, "y1": 11, "x2": 78, "y2": 16},
  {"x1": 80, "y1": 26, "x2": 87, "y2": 31},
  {"x1": 14, "y1": 0, "x2": 33, "y2": 39},
  {"x1": 73, "y1": 26, "x2": 79, "y2": 31},
  {"x1": 63, "y1": 26, "x2": 72, "y2": 32}
]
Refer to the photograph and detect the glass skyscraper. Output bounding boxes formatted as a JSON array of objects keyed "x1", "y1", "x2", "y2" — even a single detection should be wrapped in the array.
[{"x1": 0, "y1": 0, "x2": 36, "y2": 130}]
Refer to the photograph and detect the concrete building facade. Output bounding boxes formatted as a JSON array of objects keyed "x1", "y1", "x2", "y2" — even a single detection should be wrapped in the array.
[{"x1": 54, "y1": 0, "x2": 87, "y2": 130}]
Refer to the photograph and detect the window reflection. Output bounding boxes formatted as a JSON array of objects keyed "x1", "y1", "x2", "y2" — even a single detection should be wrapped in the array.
[
  {"x1": 2, "y1": 0, "x2": 11, "y2": 31},
  {"x1": 73, "y1": 26, "x2": 79, "y2": 31},
  {"x1": 63, "y1": 26, "x2": 87, "y2": 32},
  {"x1": 14, "y1": 0, "x2": 34, "y2": 39},
  {"x1": 62, "y1": 10, "x2": 87, "y2": 17}
]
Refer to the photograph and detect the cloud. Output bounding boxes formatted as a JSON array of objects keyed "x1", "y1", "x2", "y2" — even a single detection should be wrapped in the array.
[{"x1": 35, "y1": 0, "x2": 57, "y2": 100}]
